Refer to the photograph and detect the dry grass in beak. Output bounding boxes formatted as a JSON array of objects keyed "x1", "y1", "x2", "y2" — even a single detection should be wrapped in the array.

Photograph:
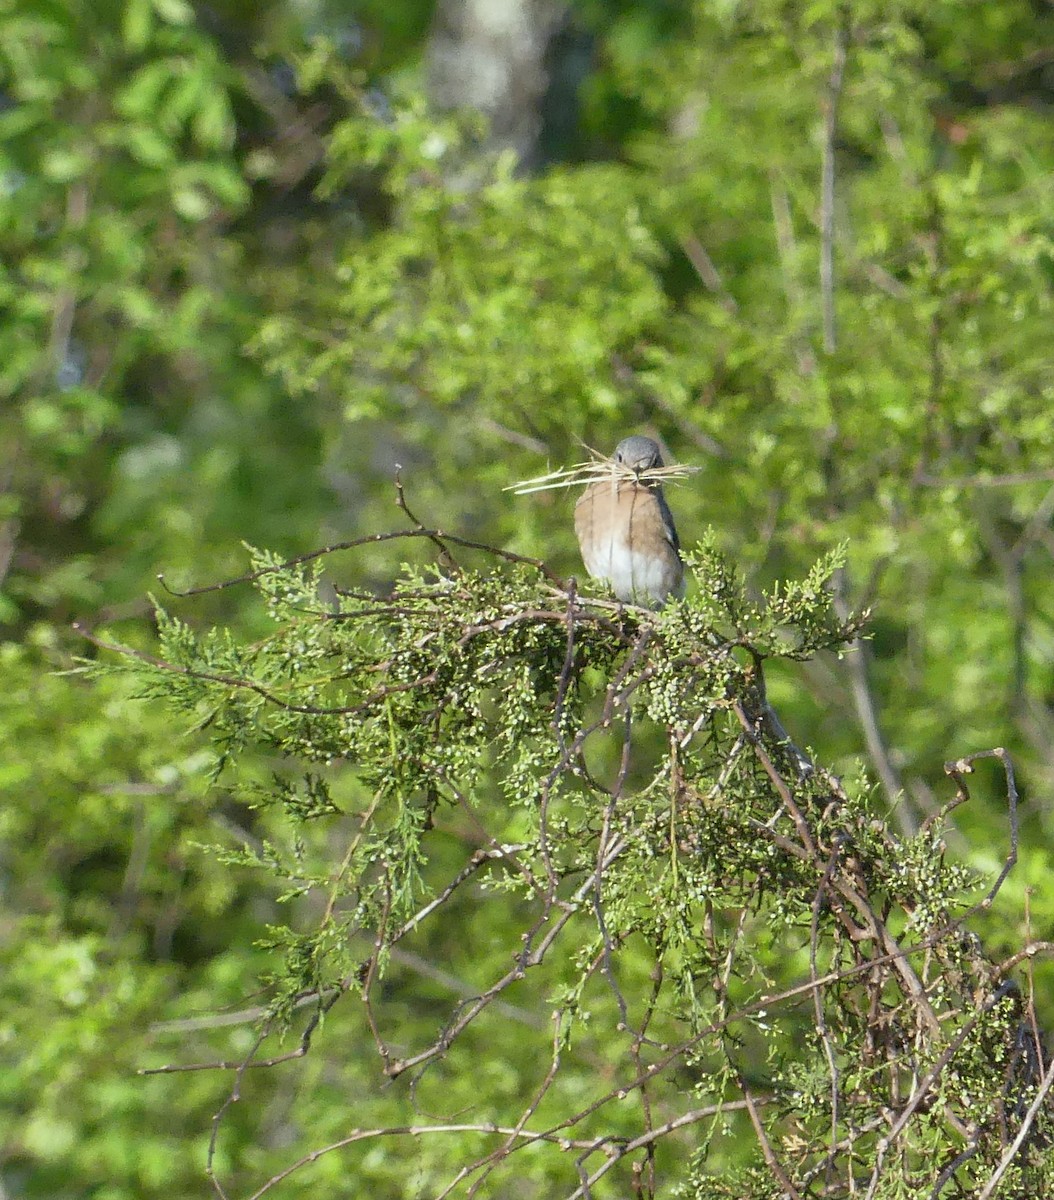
[{"x1": 504, "y1": 452, "x2": 699, "y2": 497}]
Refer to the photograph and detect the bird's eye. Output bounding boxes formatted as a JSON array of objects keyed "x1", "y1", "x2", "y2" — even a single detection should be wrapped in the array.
[{"x1": 615, "y1": 452, "x2": 623, "y2": 463}]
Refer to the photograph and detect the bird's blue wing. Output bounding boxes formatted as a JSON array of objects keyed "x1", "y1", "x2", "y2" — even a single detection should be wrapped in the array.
[{"x1": 656, "y1": 490, "x2": 681, "y2": 554}]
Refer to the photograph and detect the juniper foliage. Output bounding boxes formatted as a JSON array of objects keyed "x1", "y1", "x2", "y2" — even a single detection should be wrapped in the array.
[{"x1": 101, "y1": 526, "x2": 1050, "y2": 1198}]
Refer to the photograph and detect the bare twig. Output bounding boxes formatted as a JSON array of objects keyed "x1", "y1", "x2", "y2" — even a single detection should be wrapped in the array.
[
  {"x1": 680, "y1": 232, "x2": 738, "y2": 314},
  {"x1": 943, "y1": 748, "x2": 1019, "y2": 909},
  {"x1": 152, "y1": 523, "x2": 566, "y2": 597},
  {"x1": 917, "y1": 468, "x2": 1054, "y2": 489}
]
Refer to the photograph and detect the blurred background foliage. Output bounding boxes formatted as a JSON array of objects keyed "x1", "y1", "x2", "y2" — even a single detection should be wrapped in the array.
[{"x1": 3, "y1": 0, "x2": 1054, "y2": 1194}]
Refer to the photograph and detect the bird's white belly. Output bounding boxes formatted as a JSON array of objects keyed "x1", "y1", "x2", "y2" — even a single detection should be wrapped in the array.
[{"x1": 582, "y1": 534, "x2": 679, "y2": 605}]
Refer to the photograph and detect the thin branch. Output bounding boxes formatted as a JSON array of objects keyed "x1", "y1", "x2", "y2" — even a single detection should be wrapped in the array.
[
  {"x1": 592, "y1": 711, "x2": 634, "y2": 1029},
  {"x1": 977, "y1": 1053, "x2": 1054, "y2": 1200},
  {"x1": 732, "y1": 698, "x2": 817, "y2": 856},
  {"x1": 944, "y1": 748, "x2": 1019, "y2": 909},
  {"x1": 75, "y1": 622, "x2": 442, "y2": 717},
  {"x1": 562, "y1": 1101, "x2": 760, "y2": 1199},
  {"x1": 916, "y1": 468, "x2": 1054, "y2": 489},
  {"x1": 994, "y1": 941, "x2": 1054, "y2": 978},
  {"x1": 680, "y1": 231, "x2": 738, "y2": 314},
  {"x1": 742, "y1": 1079, "x2": 803, "y2": 1200},
  {"x1": 812, "y1": 839, "x2": 846, "y2": 1190},
  {"x1": 862, "y1": 980, "x2": 1020, "y2": 1200},
  {"x1": 833, "y1": 568, "x2": 915, "y2": 835},
  {"x1": 153, "y1": 524, "x2": 565, "y2": 597},
  {"x1": 458, "y1": 1012, "x2": 567, "y2": 1200},
  {"x1": 245, "y1": 1122, "x2": 610, "y2": 1200}
]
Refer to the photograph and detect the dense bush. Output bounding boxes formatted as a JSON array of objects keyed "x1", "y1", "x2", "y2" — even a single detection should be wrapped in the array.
[{"x1": 4, "y1": 0, "x2": 1054, "y2": 1194}]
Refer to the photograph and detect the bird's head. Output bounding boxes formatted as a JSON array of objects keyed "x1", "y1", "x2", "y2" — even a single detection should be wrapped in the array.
[{"x1": 613, "y1": 435, "x2": 664, "y2": 477}]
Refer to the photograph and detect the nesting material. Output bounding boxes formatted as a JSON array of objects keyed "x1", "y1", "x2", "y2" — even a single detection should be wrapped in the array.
[{"x1": 505, "y1": 451, "x2": 700, "y2": 496}]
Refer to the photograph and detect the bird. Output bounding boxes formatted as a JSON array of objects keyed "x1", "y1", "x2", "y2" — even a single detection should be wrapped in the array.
[{"x1": 574, "y1": 435, "x2": 685, "y2": 607}]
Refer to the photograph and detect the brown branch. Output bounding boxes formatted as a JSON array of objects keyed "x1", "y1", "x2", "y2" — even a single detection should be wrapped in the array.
[
  {"x1": 563, "y1": 1100, "x2": 761, "y2": 1199},
  {"x1": 381, "y1": 901, "x2": 578, "y2": 1080},
  {"x1": 155, "y1": 524, "x2": 565, "y2": 598},
  {"x1": 77, "y1": 596, "x2": 626, "y2": 722},
  {"x1": 393, "y1": 468, "x2": 462, "y2": 573},
  {"x1": 812, "y1": 839, "x2": 846, "y2": 1190},
  {"x1": 243, "y1": 1122, "x2": 612, "y2": 1200},
  {"x1": 862, "y1": 980, "x2": 1020, "y2": 1200},
  {"x1": 995, "y1": 941, "x2": 1054, "y2": 978},
  {"x1": 388, "y1": 948, "x2": 547, "y2": 1031},
  {"x1": 455, "y1": 1015, "x2": 567, "y2": 1200},
  {"x1": 943, "y1": 748, "x2": 1019, "y2": 909},
  {"x1": 593, "y1": 711, "x2": 634, "y2": 1029},
  {"x1": 742, "y1": 1080, "x2": 803, "y2": 1200},
  {"x1": 680, "y1": 231, "x2": 738, "y2": 314},
  {"x1": 732, "y1": 698, "x2": 817, "y2": 856},
  {"x1": 833, "y1": 568, "x2": 915, "y2": 835},
  {"x1": 977, "y1": 1052, "x2": 1054, "y2": 1199},
  {"x1": 75, "y1": 621, "x2": 442, "y2": 717},
  {"x1": 916, "y1": 468, "x2": 1054, "y2": 489}
]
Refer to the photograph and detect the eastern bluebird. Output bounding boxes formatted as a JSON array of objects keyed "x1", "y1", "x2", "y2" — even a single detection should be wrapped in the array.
[{"x1": 574, "y1": 435, "x2": 686, "y2": 607}]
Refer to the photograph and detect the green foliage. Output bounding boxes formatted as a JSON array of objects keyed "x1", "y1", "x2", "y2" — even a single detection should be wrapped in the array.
[
  {"x1": 0, "y1": 0, "x2": 330, "y2": 624},
  {"x1": 5, "y1": 0, "x2": 1054, "y2": 1195},
  {"x1": 255, "y1": 157, "x2": 669, "y2": 422},
  {"x1": 0, "y1": 641, "x2": 282, "y2": 1197},
  {"x1": 94, "y1": 538, "x2": 1050, "y2": 1195},
  {"x1": 686, "y1": 535, "x2": 863, "y2": 658}
]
